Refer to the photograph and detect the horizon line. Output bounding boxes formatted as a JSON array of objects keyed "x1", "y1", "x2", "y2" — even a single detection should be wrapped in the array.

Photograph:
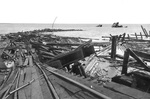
[{"x1": 0, "y1": 23, "x2": 150, "y2": 24}]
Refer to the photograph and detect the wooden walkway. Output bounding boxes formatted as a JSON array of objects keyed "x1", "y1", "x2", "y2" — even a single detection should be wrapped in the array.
[{"x1": 17, "y1": 66, "x2": 44, "y2": 99}]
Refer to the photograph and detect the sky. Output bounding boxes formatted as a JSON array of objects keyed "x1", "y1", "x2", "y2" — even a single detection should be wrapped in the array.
[{"x1": 0, "y1": 0, "x2": 150, "y2": 24}]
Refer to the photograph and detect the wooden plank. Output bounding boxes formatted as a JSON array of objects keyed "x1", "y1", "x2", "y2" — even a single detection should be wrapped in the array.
[
  {"x1": 133, "y1": 50, "x2": 150, "y2": 59},
  {"x1": 18, "y1": 56, "x2": 23, "y2": 66},
  {"x1": 102, "y1": 36, "x2": 110, "y2": 38},
  {"x1": 29, "y1": 56, "x2": 33, "y2": 67},
  {"x1": 31, "y1": 67, "x2": 44, "y2": 99},
  {"x1": 24, "y1": 67, "x2": 32, "y2": 99},
  {"x1": 18, "y1": 69, "x2": 26, "y2": 99},
  {"x1": 141, "y1": 25, "x2": 146, "y2": 37},
  {"x1": 61, "y1": 36, "x2": 99, "y2": 40},
  {"x1": 48, "y1": 60, "x2": 62, "y2": 68},
  {"x1": 14, "y1": 69, "x2": 20, "y2": 99},
  {"x1": 125, "y1": 39, "x2": 150, "y2": 42},
  {"x1": 144, "y1": 28, "x2": 148, "y2": 37},
  {"x1": 85, "y1": 57, "x2": 98, "y2": 72},
  {"x1": 105, "y1": 82, "x2": 150, "y2": 99},
  {"x1": 23, "y1": 56, "x2": 29, "y2": 66},
  {"x1": 40, "y1": 50, "x2": 55, "y2": 57},
  {"x1": 41, "y1": 54, "x2": 54, "y2": 59},
  {"x1": 3, "y1": 51, "x2": 13, "y2": 59},
  {"x1": 46, "y1": 42, "x2": 83, "y2": 46},
  {"x1": 0, "y1": 84, "x2": 12, "y2": 97},
  {"x1": 130, "y1": 33, "x2": 150, "y2": 37}
]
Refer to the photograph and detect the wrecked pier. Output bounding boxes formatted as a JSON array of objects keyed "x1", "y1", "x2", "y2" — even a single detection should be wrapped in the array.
[{"x1": 0, "y1": 27, "x2": 150, "y2": 99}]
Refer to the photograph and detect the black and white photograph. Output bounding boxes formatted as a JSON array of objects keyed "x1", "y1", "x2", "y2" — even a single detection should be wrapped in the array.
[{"x1": 0, "y1": 0, "x2": 150, "y2": 99}]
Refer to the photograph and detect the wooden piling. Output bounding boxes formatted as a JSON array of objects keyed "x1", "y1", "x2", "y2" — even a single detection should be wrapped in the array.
[
  {"x1": 141, "y1": 25, "x2": 148, "y2": 37},
  {"x1": 121, "y1": 50, "x2": 130, "y2": 75},
  {"x1": 140, "y1": 32, "x2": 143, "y2": 40},
  {"x1": 128, "y1": 48, "x2": 149, "y2": 70},
  {"x1": 127, "y1": 34, "x2": 130, "y2": 40},
  {"x1": 135, "y1": 33, "x2": 138, "y2": 39},
  {"x1": 80, "y1": 65, "x2": 87, "y2": 78},
  {"x1": 144, "y1": 28, "x2": 148, "y2": 37},
  {"x1": 111, "y1": 36, "x2": 117, "y2": 60},
  {"x1": 121, "y1": 33, "x2": 126, "y2": 42}
]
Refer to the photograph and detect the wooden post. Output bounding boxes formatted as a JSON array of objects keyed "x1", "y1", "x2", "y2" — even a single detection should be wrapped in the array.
[
  {"x1": 128, "y1": 48, "x2": 149, "y2": 70},
  {"x1": 109, "y1": 34, "x2": 112, "y2": 41},
  {"x1": 144, "y1": 28, "x2": 148, "y2": 37},
  {"x1": 80, "y1": 65, "x2": 87, "y2": 78},
  {"x1": 121, "y1": 33, "x2": 126, "y2": 42},
  {"x1": 141, "y1": 25, "x2": 148, "y2": 37},
  {"x1": 118, "y1": 35, "x2": 122, "y2": 41},
  {"x1": 140, "y1": 32, "x2": 143, "y2": 40},
  {"x1": 111, "y1": 36, "x2": 117, "y2": 60},
  {"x1": 121, "y1": 50, "x2": 130, "y2": 75},
  {"x1": 149, "y1": 31, "x2": 150, "y2": 39},
  {"x1": 135, "y1": 33, "x2": 138, "y2": 39},
  {"x1": 128, "y1": 34, "x2": 130, "y2": 40}
]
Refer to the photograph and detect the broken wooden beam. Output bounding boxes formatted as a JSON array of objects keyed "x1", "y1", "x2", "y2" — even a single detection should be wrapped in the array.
[
  {"x1": 141, "y1": 25, "x2": 148, "y2": 37},
  {"x1": 121, "y1": 48, "x2": 150, "y2": 75},
  {"x1": 5, "y1": 79, "x2": 35, "y2": 98},
  {"x1": 46, "y1": 40, "x2": 95, "y2": 67},
  {"x1": 144, "y1": 28, "x2": 148, "y2": 37},
  {"x1": 133, "y1": 50, "x2": 150, "y2": 60},
  {"x1": 39, "y1": 50, "x2": 55, "y2": 57},
  {"x1": 127, "y1": 48, "x2": 150, "y2": 70}
]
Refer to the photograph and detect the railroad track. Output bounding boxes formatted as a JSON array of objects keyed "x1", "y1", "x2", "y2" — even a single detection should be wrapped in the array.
[{"x1": 34, "y1": 61, "x2": 111, "y2": 99}]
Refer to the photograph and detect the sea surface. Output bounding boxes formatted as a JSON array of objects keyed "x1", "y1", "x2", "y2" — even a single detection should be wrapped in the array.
[{"x1": 0, "y1": 23, "x2": 150, "y2": 41}]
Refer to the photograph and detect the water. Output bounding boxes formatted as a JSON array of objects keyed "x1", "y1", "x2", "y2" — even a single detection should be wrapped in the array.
[{"x1": 0, "y1": 23, "x2": 150, "y2": 41}]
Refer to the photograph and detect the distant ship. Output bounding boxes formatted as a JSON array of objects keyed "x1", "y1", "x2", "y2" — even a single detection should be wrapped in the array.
[
  {"x1": 112, "y1": 22, "x2": 123, "y2": 28},
  {"x1": 96, "y1": 24, "x2": 102, "y2": 27}
]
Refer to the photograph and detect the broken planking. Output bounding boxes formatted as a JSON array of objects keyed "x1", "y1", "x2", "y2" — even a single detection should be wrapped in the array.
[
  {"x1": 122, "y1": 48, "x2": 150, "y2": 75},
  {"x1": 46, "y1": 40, "x2": 95, "y2": 68}
]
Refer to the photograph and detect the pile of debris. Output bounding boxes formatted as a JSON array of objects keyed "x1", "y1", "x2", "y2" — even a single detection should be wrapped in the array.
[{"x1": 0, "y1": 26, "x2": 150, "y2": 98}]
